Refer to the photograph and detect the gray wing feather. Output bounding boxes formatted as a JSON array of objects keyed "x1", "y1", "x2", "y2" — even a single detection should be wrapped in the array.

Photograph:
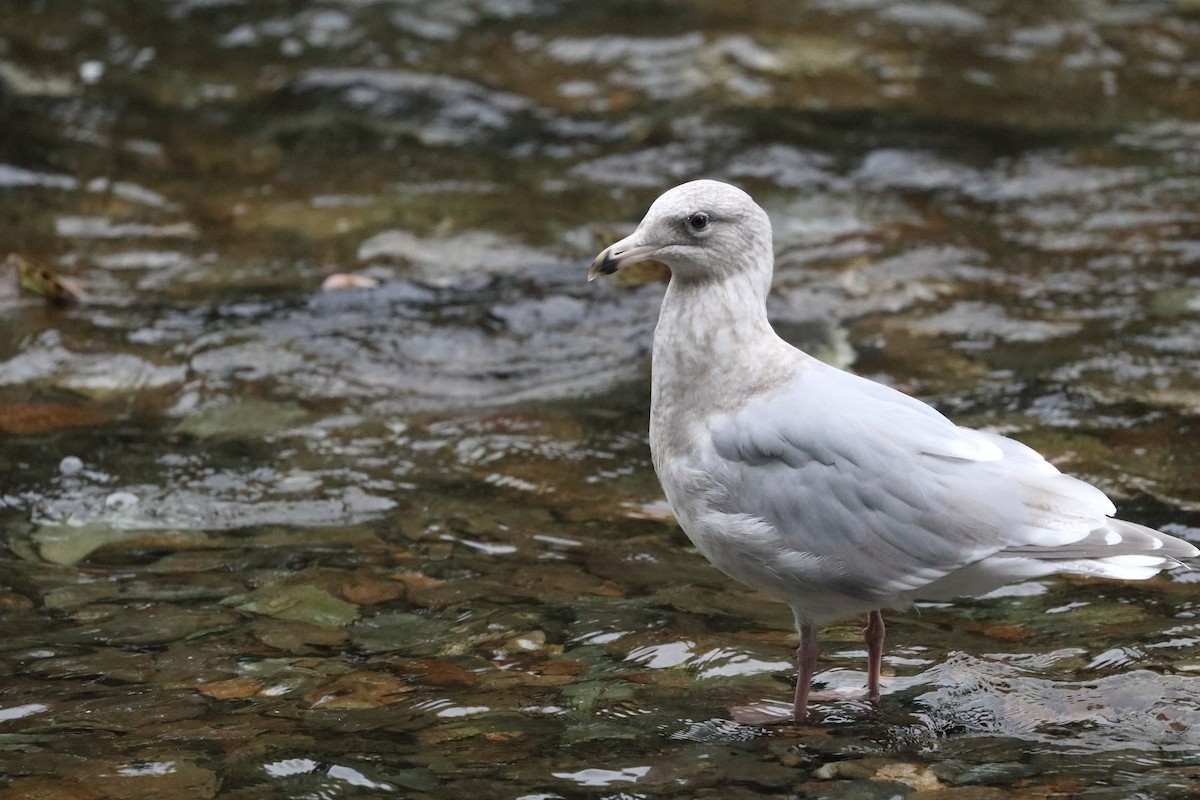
[{"x1": 707, "y1": 363, "x2": 1122, "y2": 600}]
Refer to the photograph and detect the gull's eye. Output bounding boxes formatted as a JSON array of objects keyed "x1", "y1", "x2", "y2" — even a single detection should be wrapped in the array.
[{"x1": 687, "y1": 212, "x2": 709, "y2": 232}]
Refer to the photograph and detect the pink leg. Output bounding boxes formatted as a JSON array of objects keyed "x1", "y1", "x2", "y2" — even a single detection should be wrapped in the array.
[
  {"x1": 863, "y1": 610, "x2": 885, "y2": 703},
  {"x1": 792, "y1": 621, "x2": 819, "y2": 722}
]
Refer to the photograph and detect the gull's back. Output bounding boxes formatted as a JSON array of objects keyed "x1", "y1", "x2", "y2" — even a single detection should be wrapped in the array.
[{"x1": 679, "y1": 356, "x2": 1193, "y2": 624}]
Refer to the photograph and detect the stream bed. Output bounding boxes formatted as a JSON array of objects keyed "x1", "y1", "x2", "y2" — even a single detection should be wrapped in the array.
[{"x1": 2, "y1": 1, "x2": 1200, "y2": 798}]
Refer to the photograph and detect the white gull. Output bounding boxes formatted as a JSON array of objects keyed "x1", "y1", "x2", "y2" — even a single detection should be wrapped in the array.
[{"x1": 588, "y1": 179, "x2": 1198, "y2": 723}]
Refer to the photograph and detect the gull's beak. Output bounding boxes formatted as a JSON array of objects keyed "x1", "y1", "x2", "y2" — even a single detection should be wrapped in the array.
[{"x1": 587, "y1": 234, "x2": 661, "y2": 282}]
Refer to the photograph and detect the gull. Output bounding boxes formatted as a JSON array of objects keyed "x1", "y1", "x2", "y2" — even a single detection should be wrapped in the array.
[{"x1": 588, "y1": 179, "x2": 1198, "y2": 723}]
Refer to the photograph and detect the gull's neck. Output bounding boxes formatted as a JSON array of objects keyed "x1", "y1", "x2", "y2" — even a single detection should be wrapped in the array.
[
  {"x1": 650, "y1": 269, "x2": 803, "y2": 456},
  {"x1": 654, "y1": 272, "x2": 776, "y2": 387}
]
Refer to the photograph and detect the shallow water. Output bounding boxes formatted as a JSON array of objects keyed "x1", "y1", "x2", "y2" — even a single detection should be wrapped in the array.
[{"x1": 2, "y1": 1, "x2": 1200, "y2": 797}]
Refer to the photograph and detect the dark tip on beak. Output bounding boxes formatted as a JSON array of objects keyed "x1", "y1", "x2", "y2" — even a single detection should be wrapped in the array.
[
  {"x1": 587, "y1": 251, "x2": 620, "y2": 282},
  {"x1": 587, "y1": 242, "x2": 660, "y2": 282}
]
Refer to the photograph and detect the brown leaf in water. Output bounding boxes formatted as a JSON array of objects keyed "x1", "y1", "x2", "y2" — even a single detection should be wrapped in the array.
[
  {"x1": 511, "y1": 565, "x2": 605, "y2": 601},
  {"x1": 9, "y1": 253, "x2": 83, "y2": 306},
  {"x1": 393, "y1": 571, "x2": 447, "y2": 593},
  {"x1": 969, "y1": 622, "x2": 1032, "y2": 641},
  {"x1": 0, "y1": 591, "x2": 35, "y2": 611},
  {"x1": 304, "y1": 670, "x2": 412, "y2": 709},
  {"x1": 530, "y1": 659, "x2": 587, "y2": 676},
  {"x1": 624, "y1": 671, "x2": 664, "y2": 686},
  {"x1": 0, "y1": 403, "x2": 108, "y2": 435},
  {"x1": 516, "y1": 673, "x2": 575, "y2": 687},
  {"x1": 341, "y1": 576, "x2": 408, "y2": 605},
  {"x1": 399, "y1": 657, "x2": 478, "y2": 687},
  {"x1": 392, "y1": 570, "x2": 498, "y2": 607},
  {"x1": 196, "y1": 677, "x2": 264, "y2": 700},
  {"x1": 589, "y1": 581, "x2": 626, "y2": 598}
]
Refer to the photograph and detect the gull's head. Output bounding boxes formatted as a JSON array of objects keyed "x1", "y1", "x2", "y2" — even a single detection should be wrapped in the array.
[{"x1": 588, "y1": 180, "x2": 773, "y2": 285}]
